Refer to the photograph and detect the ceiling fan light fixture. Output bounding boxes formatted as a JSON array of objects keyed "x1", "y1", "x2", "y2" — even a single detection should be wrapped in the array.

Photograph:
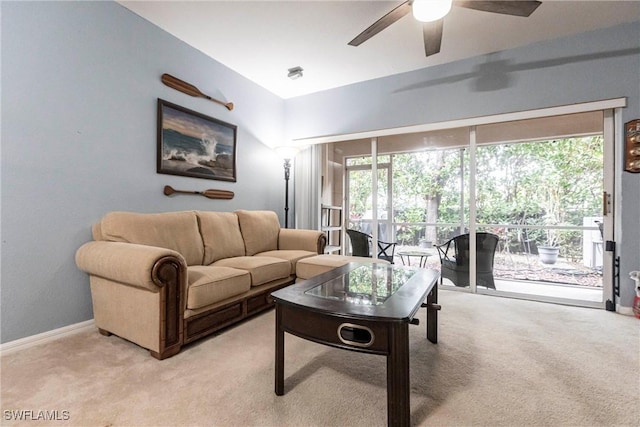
[{"x1": 412, "y1": 0, "x2": 452, "y2": 22}]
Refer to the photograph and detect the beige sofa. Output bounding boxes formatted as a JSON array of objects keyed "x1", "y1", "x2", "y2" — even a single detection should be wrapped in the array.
[{"x1": 76, "y1": 209, "x2": 326, "y2": 359}]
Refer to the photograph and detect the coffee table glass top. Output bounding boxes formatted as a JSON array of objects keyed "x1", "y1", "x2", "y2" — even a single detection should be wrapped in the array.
[
  {"x1": 305, "y1": 264, "x2": 417, "y2": 306},
  {"x1": 271, "y1": 262, "x2": 439, "y2": 321}
]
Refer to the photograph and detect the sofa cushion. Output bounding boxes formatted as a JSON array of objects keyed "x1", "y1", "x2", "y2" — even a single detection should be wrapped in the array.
[
  {"x1": 256, "y1": 250, "x2": 317, "y2": 275},
  {"x1": 295, "y1": 254, "x2": 390, "y2": 280},
  {"x1": 100, "y1": 211, "x2": 204, "y2": 266},
  {"x1": 197, "y1": 211, "x2": 245, "y2": 265},
  {"x1": 212, "y1": 256, "x2": 290, "y2": 287},
  {"x1": 187, "y1": 266, "x2": 251, "y2": 309},
  {"x1": 235, "y1": 210, "x2": 280, "y2": 256}
]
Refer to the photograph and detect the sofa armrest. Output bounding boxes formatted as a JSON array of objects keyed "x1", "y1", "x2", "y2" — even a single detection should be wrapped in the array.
[
  {"x1": 75, "y1": 241, "x2": 187, "y2": 292},
  {"x1": 278, "y1": 229, "x2": 327, "y2": 254},
  {"x1": 76, "y1": 240, "x2": 187, "y2": 359}
]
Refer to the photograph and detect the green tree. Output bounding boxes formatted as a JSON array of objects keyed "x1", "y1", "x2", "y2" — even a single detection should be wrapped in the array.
[{"x1": 344, "y1": 136, "x2": 603, "y2": 253}]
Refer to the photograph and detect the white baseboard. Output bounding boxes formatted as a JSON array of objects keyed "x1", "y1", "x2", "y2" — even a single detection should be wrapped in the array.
[
  {"x1": 0, "y1": 319, "x2": 95, "y2": 356},
  {"x1": 616, "y1": 304, "x2": 634, "y2": 316}
]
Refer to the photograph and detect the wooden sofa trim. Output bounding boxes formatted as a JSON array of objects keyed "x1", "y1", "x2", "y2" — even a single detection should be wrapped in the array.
[
  {"x1": 150, "y1": 256, "x2": 185, "y2": 360},
  {"x1": 183, "y1": 277, "x2": 294, "y2": 344},
  {"x1": 317, "y1": 234, "x2": 327, "y2": 256}
]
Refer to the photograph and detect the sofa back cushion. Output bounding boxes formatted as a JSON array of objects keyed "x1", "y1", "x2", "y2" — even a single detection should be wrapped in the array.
[
  {"x1": 197, "y1": 211, "x2": 245, "y2": 265},
  {"x1": 235, "y1": 210, "x2": 280, "y2": 256},
  {"x1": 99, "y1": 211, "x2": 204, "y2": 266}
]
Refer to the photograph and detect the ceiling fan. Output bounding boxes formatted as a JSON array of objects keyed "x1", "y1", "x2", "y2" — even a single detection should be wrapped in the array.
[{"x1": 349, "y1": 0, "x2": 542, "y2": 57}]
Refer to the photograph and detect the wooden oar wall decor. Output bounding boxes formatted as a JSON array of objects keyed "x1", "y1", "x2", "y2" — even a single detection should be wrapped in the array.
[
  {"x1": 161, "y1": 74, "x2": 234, "y2": 111},
  {"x1": 164, "y1": 185, "x2": 234, "y2": 200}
]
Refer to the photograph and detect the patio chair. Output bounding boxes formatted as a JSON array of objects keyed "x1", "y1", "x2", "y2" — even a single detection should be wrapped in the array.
[
  {"x1": 435, "y1": 232, "x2": 499, "y2": 289},
  {"x1": 346, "y1": 229, "x2": 397, "y2": 263}
]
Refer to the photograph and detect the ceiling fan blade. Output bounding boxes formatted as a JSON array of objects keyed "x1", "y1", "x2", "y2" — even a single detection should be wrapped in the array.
[
  {"x1": 455, "y1": 1, "x2": 542, "y2": 17},
  {"x1": 348, "y1": 1, "x2": 412, "y2": 46},
  {"x1": 423, "y1": 20, "x2": 444, "y2": 57}
]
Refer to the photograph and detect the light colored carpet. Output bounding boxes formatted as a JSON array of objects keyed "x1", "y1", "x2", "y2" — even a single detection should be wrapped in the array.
[{"x1": 2, "y1": 291, "x2": 639, "y2": 426}]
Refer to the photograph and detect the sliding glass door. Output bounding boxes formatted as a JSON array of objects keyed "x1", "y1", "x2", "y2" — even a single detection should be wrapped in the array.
[
  {"x1": 473, "y1": 111, "x2": 611, "y2": 306},
  {"x1": 332, "y1": 109, "x2": 613, "y2": 308},
  {"x1": 473, "y1": 135, "x2": 605, "y2": 304}
]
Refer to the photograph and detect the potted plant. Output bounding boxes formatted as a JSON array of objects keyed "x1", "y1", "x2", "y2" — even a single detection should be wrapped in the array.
[
  {"x1": 537, "y1": 184, "x2": 563, "y2": 264},
  {"x1": 538, "y1": 229, "x2": 560, "y2": 264},
  {"x1": 419, "y1": 238, "x2": 432, "y2": 249}
]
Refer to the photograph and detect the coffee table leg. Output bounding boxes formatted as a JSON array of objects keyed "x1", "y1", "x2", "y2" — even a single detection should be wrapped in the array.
[
  {"x1": 426, "y1": 285, "x2": 438, "y2": 344},
  {"x1": 275, "y1": 304, "x2": 284, "y2": 396},
  {"x1": 387, "y1": 323, "x2": 410, "y2": 427}
]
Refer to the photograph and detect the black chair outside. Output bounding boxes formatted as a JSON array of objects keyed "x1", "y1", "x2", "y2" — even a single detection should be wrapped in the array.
[
  {"x1": 346, "y1": 229, "x2": 397, "y2": 263},
  {"x1": 435, "y1": 232, "x2": 499, "y2": 289}
]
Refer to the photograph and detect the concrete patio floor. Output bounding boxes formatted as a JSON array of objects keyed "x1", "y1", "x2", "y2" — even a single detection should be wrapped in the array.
[{"x1": 394, "y1": 246, "x2": 604, "y2": 306}]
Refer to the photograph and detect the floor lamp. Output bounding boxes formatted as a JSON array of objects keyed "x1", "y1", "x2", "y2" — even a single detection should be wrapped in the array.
[
  {"x1": 275, "y1": 146, "x2": 299, "y2": 228},
  {"x1": 283, "y1": 157, "x2": 291, "y2": 228}
]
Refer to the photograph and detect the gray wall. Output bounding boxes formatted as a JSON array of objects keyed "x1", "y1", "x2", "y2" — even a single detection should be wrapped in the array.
[
  {"x1": 285, "y1": 21, "x2": 640, "y2": 308},
  {"x1": 1, "y1": 1, "x2": 286, "y2": 343}
]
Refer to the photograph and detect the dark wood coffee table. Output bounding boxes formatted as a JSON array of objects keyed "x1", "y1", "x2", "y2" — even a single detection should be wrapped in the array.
[{"x1": 271, "y1": 262, "x2": 440, "y2": 427}]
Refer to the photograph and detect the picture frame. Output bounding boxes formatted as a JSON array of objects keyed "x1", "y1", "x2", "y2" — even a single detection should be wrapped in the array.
[{"x1": 157, "y1": 99, "x2": 237, "y2": 182}]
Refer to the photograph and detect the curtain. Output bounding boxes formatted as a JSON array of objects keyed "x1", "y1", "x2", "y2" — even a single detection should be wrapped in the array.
[{"x1": 293, "y1": 144, "x2": 321, "y2": 230}]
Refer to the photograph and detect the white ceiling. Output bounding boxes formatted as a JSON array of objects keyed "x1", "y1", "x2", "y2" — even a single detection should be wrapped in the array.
[{"x1": 119, "y1": 1, "x2": 640, "y2": 99}]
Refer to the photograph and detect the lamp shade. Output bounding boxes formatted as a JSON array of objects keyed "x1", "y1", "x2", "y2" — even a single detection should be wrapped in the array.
[
  {"x1": 412, "y1": 0, "x2": 452, "y2": 22},
  {"x1": 274, "y1": 145, "x2": 300, "y2": 160}
]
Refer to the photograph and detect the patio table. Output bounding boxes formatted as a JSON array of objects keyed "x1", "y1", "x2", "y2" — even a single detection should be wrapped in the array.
[{"x1": 397, "y1": 249, "x2": 432, "y2": 268}]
